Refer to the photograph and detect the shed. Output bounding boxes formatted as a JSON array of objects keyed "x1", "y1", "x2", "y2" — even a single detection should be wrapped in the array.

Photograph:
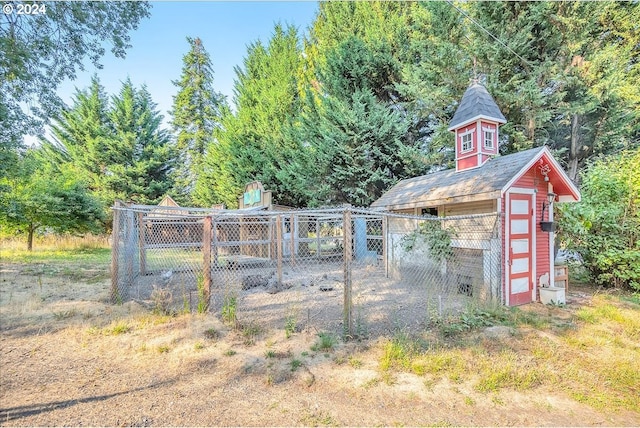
[{"x1": 372, "y1": 83, "x2": 581, "y2": 306}]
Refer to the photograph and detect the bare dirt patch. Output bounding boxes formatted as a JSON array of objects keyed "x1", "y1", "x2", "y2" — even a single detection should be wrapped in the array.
[{"x1": 1, "y1": 263, "x2": 639, "y2": 426}]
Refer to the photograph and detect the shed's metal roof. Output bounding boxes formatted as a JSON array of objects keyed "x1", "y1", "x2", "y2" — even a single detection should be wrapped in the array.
[
  {"x1": 371, "y1": 147, "x2": 545, "y2": 210},
  {"x1": 448, "y1": 83, "x2": 506, "y2": 130}
]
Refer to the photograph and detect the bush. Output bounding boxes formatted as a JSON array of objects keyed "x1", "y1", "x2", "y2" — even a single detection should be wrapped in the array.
[{"x1": 558, "y1": 149, "x2": 640, "y2": 291}]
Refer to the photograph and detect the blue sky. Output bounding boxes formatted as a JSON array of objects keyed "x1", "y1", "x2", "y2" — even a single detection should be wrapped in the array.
[{"x1": 57, "y1": 1, "x2": 319, "y2": 123}]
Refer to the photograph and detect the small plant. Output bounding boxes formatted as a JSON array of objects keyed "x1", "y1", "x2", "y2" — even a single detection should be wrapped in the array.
[
  {"x1": 151, "y1": 286, "x2": 173, "y2": 315},
  {"x1": 348, "y1": 356, "x2": 363, "y2": 368},
  {"x1": 290, "y1": 358, "x2": 303, "y2": 372},
  {"x1": 284, "y1": 311, "x2": 297, "y2": 339},
  {"x1": 241, "y1": 321, "x2": 261, "y2": 345},
  {"x1": 157, "y1": 345, "x2": 171, "y2": 354},
  {"x1": 401, "y1": 220, "x2": 456, "y2": 262},
  {"x1": 224, "y1": 349, "x2": 236, "y2": 356},
  {"x1": 53, "y1": 309, "x2": 77, "y2": 320},
  {"x1": 196, "y1": 273, "x2": 208, "y2": 313},
  {"x1": 265, "y1": 349, "x2": 276, "y2": 359},
  {"x1": 194, "y1": 341, "x2": 205, "y2": 350},
  {"x1": 222, "y1": 294, "x2": 237, "y2": 325},
  {"x1": 311, "y1": 332, "x2": 336, "y2": 352},
  {"x1": 107, "y1": 321, "x2": 132, "y2": 335},
  {"x1": 203, "y1": 327, "x2": 219, "y2": 340}
]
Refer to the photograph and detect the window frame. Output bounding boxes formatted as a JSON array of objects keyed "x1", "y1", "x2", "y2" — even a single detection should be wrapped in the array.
[
  {"x1": 483, "y1": 127, "x2": 495, "y2": 149},
  {"x1": 460, "y1": 130, "x2": 474, "y2": 153}
]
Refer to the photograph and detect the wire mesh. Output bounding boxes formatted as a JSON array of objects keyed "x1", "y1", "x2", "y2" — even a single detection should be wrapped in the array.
[{"x1": 111, "y1": 203, "x2": 502, "y2": 338}]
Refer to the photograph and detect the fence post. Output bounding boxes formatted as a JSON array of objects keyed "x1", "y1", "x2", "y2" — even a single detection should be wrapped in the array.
[
  {"x1": 125, "y1": 208, "x2": 134, "y2": 300},
  {"x1": 382, "y1": 214, "x2": 388, "y2": 278},
  {"x1": 110, "y1": 201, "x2": 121, "y2": 303},
  {"x1": 290, "y1": 213, "x2": 296, "y2": 266},
  {"x1": 203, "y1": 215, "x2": 212, "y2": 310},
  {"x1": 343, "y1": 208, "x2": 353, "y2": 338},
  {"x1": 276, "y1": 215, "x2": 283, "y2": 284},
  {"x1": 137, "y1": 211, "x2": 146, "y2": 276}
]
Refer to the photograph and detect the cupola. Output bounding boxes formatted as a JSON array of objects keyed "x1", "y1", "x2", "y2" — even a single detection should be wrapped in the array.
[{"x1": 448, "y1": 83, "x2": 506, "y2": 172}]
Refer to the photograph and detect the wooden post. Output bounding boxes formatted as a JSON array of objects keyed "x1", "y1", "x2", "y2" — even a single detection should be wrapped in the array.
[
  {"x1": 203, "y1": 216, "x2": 212, "y2": 310},
  {"x1": 382, "y1": 214, "x2": 388, "y2": 278},
  {"x1": 125, "y1": 209, "x2": 134, "y2": 298},
  {"x1": 343, "y1": 209, "x2": 353, "y2": 338},
  {"x1": 137, "y1": 212, "x2": 147, "y2": 276},
  {"x1": 290, "y1": 213, "x2": 296, "y2": 266},
  {"x1": 316, "y1": 219, "x2": 321, "y2": 260},
  {"x1": 212, "y1": 217, "x2": 218, "y2": 267},
  {"x1": 276, "y1": 215, "x2": 283, "y2": 284},
  {"x1": 110, "y1": 201, "x2": 121, "y2": 303}
]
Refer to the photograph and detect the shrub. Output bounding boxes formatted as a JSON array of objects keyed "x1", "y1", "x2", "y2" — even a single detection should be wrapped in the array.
[{"x1": 558, "y1": 149, "x2": 640, "y2": 291}]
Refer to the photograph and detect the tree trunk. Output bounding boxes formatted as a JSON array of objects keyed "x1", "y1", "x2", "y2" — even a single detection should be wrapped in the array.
[
  {"x1": 568, "y1": 113, "x2": 581, "y2": 182},
  {"x1": 27, "y1": 222, "x2": 34, "y2": 251}
]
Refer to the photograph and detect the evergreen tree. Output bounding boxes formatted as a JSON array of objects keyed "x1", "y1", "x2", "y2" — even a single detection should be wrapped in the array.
[
  {"x1": 106, "y1": 79, "x2": 174, "y2": 204},
  {"x1": 45, "y1": 77, "x2": 174, "y2": 208},
  {"x1": 296, "y1": 36, "x2": 425, "y2": 206},
  {"x1": 47, "y1": 76, "x2": 111, "y2": 196},
  {"x1": 170, "y1": 37, "x2": 226, "y2": 204},
  {"x1": 467, "y1": 1, "x2": 640, "y2": 178},
  {"x1": 199, "y1": 24, "x2": 305, "y2": 207}
]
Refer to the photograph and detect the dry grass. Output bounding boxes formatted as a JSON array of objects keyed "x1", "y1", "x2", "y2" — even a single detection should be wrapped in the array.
[
  {"x1": 1, "y1": 243, "x2": 639, "y2": 426},
  {"x1": 375, "y1": 292, "x2": 640, "y2": 413}
]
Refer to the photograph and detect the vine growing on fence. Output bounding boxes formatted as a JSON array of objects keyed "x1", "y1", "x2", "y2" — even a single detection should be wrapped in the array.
[{"x1": 401, "y1": 220, "x2": 456, "y2": 262}]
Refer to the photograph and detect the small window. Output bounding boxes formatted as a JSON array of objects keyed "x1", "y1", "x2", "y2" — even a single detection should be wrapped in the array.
[
  {"x1": 421, "y1": 207, "x2": 438, "y2": 217},
  {"x1": 461, "y1": 133, "x2": 473, "y2": 152},
  {"x1": 484, "y1": 130, "x2": 494, "y2": 149}
]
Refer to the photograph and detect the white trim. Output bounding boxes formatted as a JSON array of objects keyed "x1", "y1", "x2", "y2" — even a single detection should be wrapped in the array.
[
  {"x1": 548, "y1": 183, "x2": 555, "y2": 280},
  {"x1": 509, "y1": 187, "x2": 535, "y2": 195},
  {"x1": 483, "y1": 128, "x2": 495, "y2": 149},
  {"x1": 448, "y1": 114, "x2": 506, "y2": 131},
  {"x1": 505, "y1": 189, "x2": 536, "y2": 306},
  {"x1": 501, "y1": 147, "x2": 581, "y2": 202},
  {"x1": 459, "y1": 129, "x2": 475, "y2": 153}
]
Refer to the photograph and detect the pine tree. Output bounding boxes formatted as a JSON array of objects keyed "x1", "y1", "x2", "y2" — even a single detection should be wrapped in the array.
[
  {"x1": 106, "y1": 79, "x2": 174, "y2": 204},
  {"x1": 170, "y1": 37, "x2": 226, "y2": 204},
  {"x1": 46, "y1": 77, "x2": 174, "y2": 208},
  {"x1": 47, "y1": 76, "x2": 111, "y2": 197},
  {"x1": 296, "y1": 36, "x2": 425, "y2": 206},
  {"x1": 199, "y1": 24, "x2": 305, "y2": 208}
]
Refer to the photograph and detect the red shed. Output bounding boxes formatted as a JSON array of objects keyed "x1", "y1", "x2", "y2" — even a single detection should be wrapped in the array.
[{"x1": 371, "y1": 83, "x2": 580, "y2": 306}]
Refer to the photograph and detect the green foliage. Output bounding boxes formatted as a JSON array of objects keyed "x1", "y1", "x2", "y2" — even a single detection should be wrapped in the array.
[
  {"x1": 401, "y1": 220, "x2": 456, "y2": 263},
  {"x1": 221, "y1": 294, "x2": 237, "y2": 325},
  {"x1": 558, "y1": 149, "x2": 640, "y2": 291},
  {"x1": 196, "y1": 274, "x2": 208, "y2": 313},
  {"x1": 170, "y1": 37, "x2": 226, "y2": 205},
  {"x1": 0, "y1": 2, "x2": 150, "y2": 150},
  {"x1": 199, "y1": 24, "x2": 306, "y2": 208},
  {"x1": 0, "y1": 150, "x2": 104, "y2": 250},
  {"x1": 311, "y1": 332, "x2": 336, "y2": 352},
  {"x1": 46, "y1": 77, "x2": 175, "y2": 210}
]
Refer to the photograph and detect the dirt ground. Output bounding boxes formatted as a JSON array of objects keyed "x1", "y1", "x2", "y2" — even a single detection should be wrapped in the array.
[{"x1": 1, "y1": 261, "x2": 639, "y2": 427}]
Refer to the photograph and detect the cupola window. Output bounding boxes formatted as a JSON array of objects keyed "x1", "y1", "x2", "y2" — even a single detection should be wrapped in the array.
[{"x1": 461, "y1": 130, "x2": 474, "y2": 153}]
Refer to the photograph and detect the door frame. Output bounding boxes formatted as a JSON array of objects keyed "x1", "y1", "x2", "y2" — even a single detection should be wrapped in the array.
[{"x1": 504, "y1": 188, "x2": 536, "y2": 306}]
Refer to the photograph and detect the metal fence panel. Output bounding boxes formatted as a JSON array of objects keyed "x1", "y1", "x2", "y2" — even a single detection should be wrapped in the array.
[{"x1": 111, "y1": 204, "x2": 502, "y2": 338}]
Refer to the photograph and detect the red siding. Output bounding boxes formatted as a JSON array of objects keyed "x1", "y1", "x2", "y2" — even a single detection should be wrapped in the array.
[
  {"x1": 457, "y1": 155, "x2": 479, "y2": 170},
  {"x1": 480, "y1": 121, "x2": 498, "y2": 156}
]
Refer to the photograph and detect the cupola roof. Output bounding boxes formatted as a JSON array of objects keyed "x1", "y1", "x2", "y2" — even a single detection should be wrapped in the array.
[{"x1": 448, "y1": 83, "x2": 506, "y2": 131}]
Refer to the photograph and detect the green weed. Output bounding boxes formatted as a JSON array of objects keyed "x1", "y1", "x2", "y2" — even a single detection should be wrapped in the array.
[
  {"x1": 311, "y1": 332, "x2": 336, "y2": 352},
  {"x1": 222, "y1": 294, "x2": 237, "y2": 325}
]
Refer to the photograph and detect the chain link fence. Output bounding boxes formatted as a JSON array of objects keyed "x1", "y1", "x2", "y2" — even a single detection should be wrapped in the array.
[{"x1": 112, "y1": 203, "x2": 502, "y2": 338}]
